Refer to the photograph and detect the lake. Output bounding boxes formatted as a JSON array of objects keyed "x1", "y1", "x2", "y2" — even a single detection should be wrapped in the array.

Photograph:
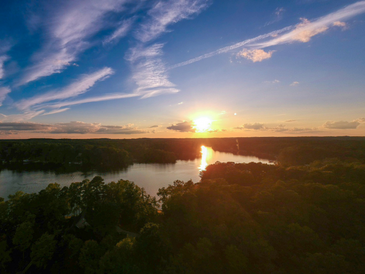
[{"x1": 0, "y1": 146, "x2": 272, "y2": 198}]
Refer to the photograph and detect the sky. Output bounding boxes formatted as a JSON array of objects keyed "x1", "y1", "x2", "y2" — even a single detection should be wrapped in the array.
[{"x1": 0, "y1": 0, "x2": 365, "y2": 138}]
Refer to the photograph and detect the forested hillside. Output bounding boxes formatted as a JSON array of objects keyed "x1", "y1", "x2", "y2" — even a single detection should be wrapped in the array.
[
  {"x1": 1, "y1": 157, "x2": 365, "y2": 273},
  {"x1": 1, "y1": 137, "x2": 365, "y2": 170}
]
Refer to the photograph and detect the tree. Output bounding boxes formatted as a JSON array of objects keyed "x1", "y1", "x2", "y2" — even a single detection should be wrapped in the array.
[
  {"x1": 31, "y1": 233, "x2": 57, "y2": 268},
  {"x1": 79, "y1": 240, "x2": 105, "y2": 274},
  {"x1": 0, "y1": 240, "x2": 11, "y2": 272},
  {"x1": 12, "y1": 221, "x2": 34, "y2": 252}
]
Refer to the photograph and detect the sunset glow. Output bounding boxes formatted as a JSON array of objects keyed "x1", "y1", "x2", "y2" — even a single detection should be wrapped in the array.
[
  {"x1": 193, "y1": 117, "x2": 212, "y2": 133},
  {"x1": 0, "y1": 1, "x2": 364, "y2": 138},
  {"x1": 199, "y1": 145, "x2": 209, "y2": 171}
]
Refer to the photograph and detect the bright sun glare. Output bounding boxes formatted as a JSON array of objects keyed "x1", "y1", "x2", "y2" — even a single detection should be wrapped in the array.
[{"x1": 193, "y1": 117, "x2": 212, "y2": 132}]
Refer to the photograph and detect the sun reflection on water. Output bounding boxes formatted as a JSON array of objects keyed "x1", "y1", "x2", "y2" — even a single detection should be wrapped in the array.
[{"x1": 199, "y1": 145, "x2": 212, "y2": 172}]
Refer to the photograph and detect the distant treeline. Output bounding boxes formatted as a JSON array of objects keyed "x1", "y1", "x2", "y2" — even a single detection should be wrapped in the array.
[
  {"x1": 1, "y1": 157, "x2": 365, "y2": 273},
  {"x1": 1, "y1": 137, "x2": 365, "y2": 170}
]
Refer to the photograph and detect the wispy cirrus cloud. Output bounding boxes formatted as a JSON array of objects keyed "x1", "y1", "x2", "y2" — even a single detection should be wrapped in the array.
[
  {"x1": 264, "y1": 7, "x2": 285, "y2": 26},
  {"x1": 19, "y1": 0, "x2": 131, "y2": 86},
  {"x1": 42, "y1": 108, "x2": 70, "y2": 116},
  {"x1": 127, "y1": 0, "x2": 210, "y2": 99},
  {"x1": 103, "y1": 17, "x2": 135, "y2": 45},
  {"x1": 0, "y1": 55, "x2": 9, "y2": 79},
  {"x1": 169, "y1": 26, "x2": 292, "y2": 69},
  {"x1": 127, "y1": 43, "x2": 179, "y2": 98},
  {"x1": 253, "y1": 1, "x2": 365, "y2": 48},
  {"x1": 0, "y1": 87, "x2": 11, "y2": 106},
  {"x1": 0, "y1": 110, "x2": 45, "y2": 122},
  {"x1": 16, "y1": 67, "x2": 114, "y2": 110},
  {"x1": 170, "y1": 1, "x2": 365, "y2": 69},
  {"x1": 135, "y1": 0, "x2": 209, "y2": 42},
  {"x1": 45, "y1": 92, "x2": 139, "y2": 109}
]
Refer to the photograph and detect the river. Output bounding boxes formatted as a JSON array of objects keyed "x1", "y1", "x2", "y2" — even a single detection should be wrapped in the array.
[{"x1": 0, "y1": 146, "x2": 272, "y2": 198}]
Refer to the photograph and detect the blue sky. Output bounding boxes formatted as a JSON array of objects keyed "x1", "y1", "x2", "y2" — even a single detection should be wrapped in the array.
[{"x1": 0, "y1": 0, "x2": 365, "y2": 138}]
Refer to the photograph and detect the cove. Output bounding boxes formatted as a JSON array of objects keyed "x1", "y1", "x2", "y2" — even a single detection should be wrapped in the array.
[{"x1": 0, "y1": 146, "x2": 272, "y2": 199}]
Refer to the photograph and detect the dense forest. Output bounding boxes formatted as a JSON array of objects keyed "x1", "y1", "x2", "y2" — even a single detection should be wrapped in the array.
[
  {"x1": 1, "y1": 137, "x2": 365, "y2": 273},
  {"x1": 1, "y1": 137, "x2": 365, "y2": 170}
]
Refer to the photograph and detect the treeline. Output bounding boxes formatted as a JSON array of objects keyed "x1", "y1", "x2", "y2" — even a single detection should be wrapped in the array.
[
  {"x1": 1, "y1": 137, "x2": 365, "y2": 170},
  {"x1": 1, "y1": 158, "x2": 365, "y2": 273}
]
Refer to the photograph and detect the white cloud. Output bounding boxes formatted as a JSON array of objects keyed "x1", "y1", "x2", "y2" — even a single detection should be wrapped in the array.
[
  {"x1": 46, "y1": 92, "x2": 139, "y2": 109},
  {"x1": 253, "y1": 1, "x2": 365, "y2": 48},
  {"x1": 333, "y1": 21, "x2": 348, "y2": 29},
  {"x1": 170, "y1": 1, "x2": 365, "y2": 69},
  {"x1": 264, "y1": 79, "x2": 280, "y2": 84},
  {"x1": 0, "y1": 55, "x2": 9, "y2": 79},
  {"x1": 42, "y1": 108, "x2": 70, "y2": 116},
  {"x1": 19, "y1": 0, "x2": 129, "y2": 85},
  {"x1": 264, "y1": 7, "x2": 285, "y2": 26},
  {"x1": 17, "y1": 67, "x2": 114, "y2": 110},
  {"x1": 169, "y1": 26, "x2": 292, "y2": 69},
  {"x1": 290, "y1": 81, "x2": 300, "y2": 86},
  {"x1": 135, "y1": 0, "x2": 209, "y2": 42},
  {"x1": 103, "y1": 17, "x2": 134, "y2": 45},
  {"x1": 0, "y1": 110, "x2": 45, "y2": 122},
  {"x1": 238, "y1": 49, "x2": 275, "y2": 62},
  {"x1": 127, "y1": 44, "x2": 179, "y2": 98},
  {"x1": 0, "y1": 87, "x2": 11, "y2": 106}
]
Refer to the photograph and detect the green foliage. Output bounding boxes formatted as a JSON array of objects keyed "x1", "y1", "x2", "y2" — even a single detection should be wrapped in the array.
[
  {"x1": 30, "y1": 233, "x2": 57, "y2": 268},
  {"x1": 0, "y1": 240, "x2": 11, "y2": 271},
  {"x1": 2, "y1": 148, "x2": 365, "y2": 273},
  {"x1": 99, "y1": 237, "x2": 141, "y2": 274},
  {"x1": 12, "y1": 221, "x2": 34, "y2": 251},
  {"x1": 79, "y1": 240, "x2": 105, "y2": 274}
]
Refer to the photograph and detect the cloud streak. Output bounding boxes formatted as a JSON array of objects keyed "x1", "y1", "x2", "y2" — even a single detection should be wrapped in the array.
[
  {"x1": 19, "y1": 0, "x2": 130, "y2": 85},
  {"x1": 42, "y1": 108, "x2": 70, "y2": 116},
  {"x1": 127, "y1": 43, "x2": 179, "y2": 98},
  {"x1": 17, "y1": 67, "x2": 114, "y2": 110},
  {"x1": 169, "y1": 26, "x2": 293, "y2": 69},
  {"x1": 170, "y1": 1, "x2": 365, "y2": 69},
  {"x1": 0, "y1": 87, "x2": 11, "y2": 106},
  {"x1": 45, "y1": 92, "x2": 139, "y2": 109},
  {"x1": 0, "y1": 55, "x2": 9, "y2": 79},
  {"x1": 103, "y1": 17, "x2": 134, "y2": 45},
  {"x1": 135, "y1": 0, "x2": 209, "y2": 42},
  {"x1": 252, "y1": 1, "x2": 365, "y2": 48}
]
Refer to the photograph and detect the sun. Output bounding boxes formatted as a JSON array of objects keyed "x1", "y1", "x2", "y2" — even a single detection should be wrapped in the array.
[{"x1": 193, "y1": 117, "x2": 212, "y2": 132}]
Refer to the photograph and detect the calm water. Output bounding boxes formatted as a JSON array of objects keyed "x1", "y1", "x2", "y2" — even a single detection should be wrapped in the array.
[{"x1": 0, "y1": 146, "x2": 272, "y2": 198}]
